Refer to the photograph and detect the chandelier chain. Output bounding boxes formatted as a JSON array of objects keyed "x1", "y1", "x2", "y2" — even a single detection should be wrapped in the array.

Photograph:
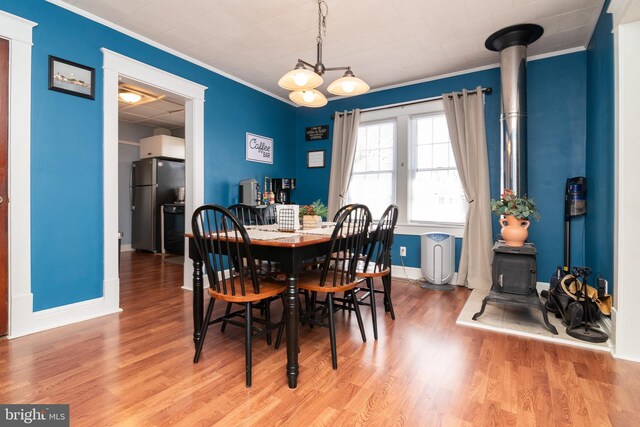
[{"x1": 317, "y1": 0, "x2": 328, "y2": 43}]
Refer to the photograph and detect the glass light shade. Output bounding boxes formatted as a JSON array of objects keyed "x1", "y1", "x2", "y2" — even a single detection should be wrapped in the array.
[
  {"x1": 327, "y1": 75, "x2": 370, "y2": 96},
  {"x1": 118, "y1": 91, "x2": 142, "y2": 103},
  {"x1": 278, "y1": 66, "x2": 323, "y2": 90},
  {"x1": 289, "y1": 89, "x2": 327, "y2": 107}
]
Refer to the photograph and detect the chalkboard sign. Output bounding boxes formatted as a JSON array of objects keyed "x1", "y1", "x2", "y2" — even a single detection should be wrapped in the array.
[{"x1": 305, "y1": 125, "x2": 329, "y2": 141}]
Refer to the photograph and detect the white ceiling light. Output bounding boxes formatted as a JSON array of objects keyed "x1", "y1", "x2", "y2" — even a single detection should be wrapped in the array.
[
  {"x1": 289, "y1": 89, "x2": 327, "y2": 108},
  {"x1": 278, "y1": 0, "x2": 369, "y2": 107},
  {"x1": 278, "y1": 62, "x2": 323, "y2": 91},
  {"x1": 327, "y1": 69, "x2": 370, "y2": 96},
  {"x1": 118, "y1": 91, "x2": 142, "y2": 104}
]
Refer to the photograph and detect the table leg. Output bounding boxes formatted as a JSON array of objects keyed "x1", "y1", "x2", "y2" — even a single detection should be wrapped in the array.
[
  {"x1": 192, "y1": 257, "x2": 204, "y2": 348},
  {"x1": 285, "y1": 273, "x2": 299, "y2": 388}
]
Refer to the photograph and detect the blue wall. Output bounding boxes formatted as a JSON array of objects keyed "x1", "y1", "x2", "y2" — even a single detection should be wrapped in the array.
[
  {"x1": 1, "y1": 0, "x2": 297, "y2": 310},
  {"x1": 586, "y1": 1, "x2": 615, "y2": 291},
  {"x1": 0, "y1": 0, "x2": 606, "y2": 310},
  {"x1": 295, "y1": 52, "x2": 588, "y2": 282}
]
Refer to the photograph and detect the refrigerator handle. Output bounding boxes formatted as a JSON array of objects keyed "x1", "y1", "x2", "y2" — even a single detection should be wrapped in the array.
[{"x1": 129, "y1": 166, "x2": 134, "y2": 211}]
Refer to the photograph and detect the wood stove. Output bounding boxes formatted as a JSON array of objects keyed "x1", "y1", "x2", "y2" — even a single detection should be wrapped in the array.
[{"x1": 473, "y1": 241, "x2": 557, "y2": 334}]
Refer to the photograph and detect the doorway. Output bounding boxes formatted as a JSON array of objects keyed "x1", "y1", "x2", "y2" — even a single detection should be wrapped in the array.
[
  {"x1": 102, "y1": 49, "x2": 206, "y2": 312},
  {"x1": 117, "y1": 77, "x2": 187, "y2": 290}
]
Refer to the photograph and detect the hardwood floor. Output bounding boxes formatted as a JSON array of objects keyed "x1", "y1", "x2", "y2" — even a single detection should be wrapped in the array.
[{"x1": 1, "y1": 252, "x2": 639, "y2": 426}]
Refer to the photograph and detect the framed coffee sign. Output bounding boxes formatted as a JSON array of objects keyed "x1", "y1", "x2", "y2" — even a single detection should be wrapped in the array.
[
  {"x1": 305, "y1": 125, "x2": 329, "y2": 141},
  {"x1": 246, "y1": 132, "x2": 273, "y2": 164}
]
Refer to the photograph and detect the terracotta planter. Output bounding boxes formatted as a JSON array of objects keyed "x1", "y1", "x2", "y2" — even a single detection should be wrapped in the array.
[{"x1": 499, "y1": 215, "x2": 530, "y2": 247}]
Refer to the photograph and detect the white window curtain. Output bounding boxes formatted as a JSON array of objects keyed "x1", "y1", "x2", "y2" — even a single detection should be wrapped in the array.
[
  {"x1": 442, "y1": 87, "x2": 493, "y2": 290},
  {"x1": 328, "y1": 109, "x2": 361, "y2": 219}
]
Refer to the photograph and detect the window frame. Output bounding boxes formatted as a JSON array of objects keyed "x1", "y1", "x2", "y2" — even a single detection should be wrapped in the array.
[{"x1": 356, "y1": 100, "x2": 465, "y2": 237}]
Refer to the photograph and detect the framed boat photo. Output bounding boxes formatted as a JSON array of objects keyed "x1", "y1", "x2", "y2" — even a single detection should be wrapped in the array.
[{"x1": 48, "y1": 56, "x2": 95, "y2": 100}]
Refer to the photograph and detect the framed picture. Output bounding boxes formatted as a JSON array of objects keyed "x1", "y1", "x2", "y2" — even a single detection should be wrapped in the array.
[
  {"x1": 48, "y1": 56, "x2": 95, "y2": 99},
  {"x1": 307, "y1": 150, "x2": 325, "y2": 168},
  {"x1": 246, "y1": 132, "x2": 273, "y2": 164}
]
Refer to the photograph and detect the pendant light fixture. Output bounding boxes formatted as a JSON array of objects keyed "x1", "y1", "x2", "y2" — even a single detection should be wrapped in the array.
[{"x1": 278, "y1": 0, "x2": 369, "y2": 107}]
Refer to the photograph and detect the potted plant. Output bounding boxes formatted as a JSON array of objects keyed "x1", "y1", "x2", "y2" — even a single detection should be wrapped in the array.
[
  {"x1": 490, "y1": 189, "x2": 540, "y2": 246},
  {"x1": 299, "y1": 199, "x2": 328, "y2": 229}
]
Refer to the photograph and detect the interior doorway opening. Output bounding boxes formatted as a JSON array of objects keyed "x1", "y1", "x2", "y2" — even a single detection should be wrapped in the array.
[{"x1": 117, "y1": 77, "x2": 187, "y2": 300}]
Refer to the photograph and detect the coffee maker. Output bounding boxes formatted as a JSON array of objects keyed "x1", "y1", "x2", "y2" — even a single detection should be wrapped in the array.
[
  {"x1": 272, "y1": 178, "x2": 296, "y2": 204},
  {"x1": 239, "y1": 179, "x2": 259, "y2": 206}
]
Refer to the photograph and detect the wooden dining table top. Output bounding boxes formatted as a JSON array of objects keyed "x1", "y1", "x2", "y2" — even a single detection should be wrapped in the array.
[{"x1": 184, "y1": 231, "x2": 332, "y2": 248}]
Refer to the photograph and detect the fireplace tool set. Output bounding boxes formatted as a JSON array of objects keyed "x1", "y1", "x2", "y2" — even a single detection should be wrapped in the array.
[{"x1": 544, "y1": 267, "x2": 609, "y2": 343}]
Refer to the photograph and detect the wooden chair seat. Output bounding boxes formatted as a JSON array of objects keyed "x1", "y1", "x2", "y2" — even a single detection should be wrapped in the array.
[
  {"x1": 297, "y1": 270, "x2": 362, "y2": 293},
  {"x1": 356, "y1": 266, "x2": 390, "y2": 279},
  {"x1": 208, "y1": 279, "x2": 285, "y2": 303}
]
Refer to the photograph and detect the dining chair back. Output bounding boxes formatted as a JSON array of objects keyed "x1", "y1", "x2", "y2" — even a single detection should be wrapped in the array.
[
  {"x1": 193, "y1": 205, "x2": 259, "y2": 295},
  {"x1": 361, "y1": 204, "x2": 399, "y2": 274},
  {"x1": 262, "y1": 203, "x2": 278, "y2": 225},
  {"x1": 332, "y1": 203, "x2": 354, "y2": 222},
  {"x1": 191, "y1": 204, "x2": 285, "y2": 387},
  {"x1": 227, "y1": 203, "x2": 264, "y2": 226},
  {"x1": 321, "y1": 204, "x2": 372, "y2": 288}
]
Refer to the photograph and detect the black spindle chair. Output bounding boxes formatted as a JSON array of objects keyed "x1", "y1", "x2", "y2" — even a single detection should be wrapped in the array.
[
  {"x1": 192, "y1": 204, "x2": 286, "y2": 387},
  {"x1": 227, "y1": 203, "x2": 263, "y2": 226},
  {"x1": 262, "y1": 203, "x2": 278, "y2": 225},
  {"x1": 279, "y1": 204, "x2": 372, "y2": 369},
  {"x1": 353, "y1": 204, "x2": 399, "y2": 340},
  {"x1": 332, "y1": 203, "x2": 354, "y2": 222}
]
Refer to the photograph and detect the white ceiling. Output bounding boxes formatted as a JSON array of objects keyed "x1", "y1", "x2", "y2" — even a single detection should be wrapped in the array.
[
  {"x1": 118, "y1": 77, "x2": 185, "y2": 129},
  {"x1": 59, "y1": 0, "x2": 604, "y2": 103}
]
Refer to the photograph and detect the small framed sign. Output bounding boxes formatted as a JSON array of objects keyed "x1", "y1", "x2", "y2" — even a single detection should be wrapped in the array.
[
  {"x1": 48, "y1": 56, "x2": 95, "y2": 99},
  {"x1": 246, "y1": 132, "x2": 273, "y2": 164},
  {"x1": 307, "y1": 150, "x2": 325, "y2": 168},
  {"x1": 305, "y1": 125, "x2": 329, "y2": 141}
]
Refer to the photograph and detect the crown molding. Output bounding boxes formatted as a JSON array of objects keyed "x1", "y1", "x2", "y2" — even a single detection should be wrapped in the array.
[
  {"x1": 327, "y1": 46, "x2": 586, "y2": 103},
  {"x1": 608, "y1": 0, "x2": 640, "y2": 27},
  {"x1": 46, "y1": 0, "x2": 295, "y2": 105}
]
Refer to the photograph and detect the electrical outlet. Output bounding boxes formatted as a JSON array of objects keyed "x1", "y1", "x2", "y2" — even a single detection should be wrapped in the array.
[{"x1": 400, "y1": 246, "x2": 407, "y2": 257}]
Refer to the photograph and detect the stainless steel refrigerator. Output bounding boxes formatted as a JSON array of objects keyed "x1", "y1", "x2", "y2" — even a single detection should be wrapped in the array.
[{"x1": 130, "y1": 158, "x2": 185, "y2": 252}]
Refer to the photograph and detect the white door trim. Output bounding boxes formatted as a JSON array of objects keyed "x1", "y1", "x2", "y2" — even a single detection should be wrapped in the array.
[
  {"x1": 611, "y1": 6, "x2": 640, "y2": 362},
  {"x1": 1, "y1": 10, "x2": 36, "y2": 338},
  {"x1": 101, "y1": 49, "x2": 206, "y2": 312}
]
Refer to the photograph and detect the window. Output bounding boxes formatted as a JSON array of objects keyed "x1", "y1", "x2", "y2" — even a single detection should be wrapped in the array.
[
  {"x1": 346, "y1": 100, "x2": 467, "y2": 234},
  {"x1": 346, "y1": 121, "x2": 396, "y2": 219},
  {"x1": 409, "y1": 113, "x2": 466, "y2": 224}
]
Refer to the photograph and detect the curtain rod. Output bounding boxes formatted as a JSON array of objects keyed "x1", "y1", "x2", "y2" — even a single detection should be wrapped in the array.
[{"x1": 331, "y1": 87, "x2": 492, "y2": 119}]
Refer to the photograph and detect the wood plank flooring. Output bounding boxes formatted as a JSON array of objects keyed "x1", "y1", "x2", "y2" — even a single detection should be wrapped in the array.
[{"x1": 1, "y1": 252, "x2": 639, "y2": 426}]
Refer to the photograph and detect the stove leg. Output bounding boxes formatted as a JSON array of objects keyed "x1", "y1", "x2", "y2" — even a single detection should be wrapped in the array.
[
  {"x1": 538, "y1": 298, "x2": 558, "y2": 335},
  {"x1": 472, "y1": 297, "x2": 488, "y2": 320}
]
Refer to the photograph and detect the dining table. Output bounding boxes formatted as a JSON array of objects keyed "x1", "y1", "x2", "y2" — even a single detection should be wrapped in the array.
[{"x1": 187, "y1": 224, "x2": 336, "y2": 389}]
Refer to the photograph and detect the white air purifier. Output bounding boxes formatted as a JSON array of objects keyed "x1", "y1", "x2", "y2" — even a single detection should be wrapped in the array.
[{"x1": 421, "y1": 232, "x2": 455, "y2": 285}]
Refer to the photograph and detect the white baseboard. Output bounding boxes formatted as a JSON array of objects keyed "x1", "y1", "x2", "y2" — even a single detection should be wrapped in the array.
[
  {"x1": 391, "y1": 264, "x2": 458, "y2": 285},
  {"x1": 8, "y1": 296, "x2": 122, "y2": 339},
  {"x1": 120, "y1": 244, "x2": 132, "y2": 252},
  {"x1": 391, "y1": 265, "x2": 422, "y2": 281}
]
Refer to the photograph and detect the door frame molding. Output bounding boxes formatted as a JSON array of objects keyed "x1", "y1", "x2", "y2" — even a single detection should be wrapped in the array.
[
  {"x1": 610, "y1": 0, "x2": 640, "y2": 362},
  {"x1": 101, "y1": 49, "x2": 206, "y2": 312},
  {"x1": 0, "y1": 11, "x2": 36, "y2": 338}
]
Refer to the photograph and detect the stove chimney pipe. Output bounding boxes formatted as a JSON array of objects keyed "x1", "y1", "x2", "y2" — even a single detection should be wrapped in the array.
[{"x1": 486, "y1": 24, "x2": 543, "y2": 197}]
